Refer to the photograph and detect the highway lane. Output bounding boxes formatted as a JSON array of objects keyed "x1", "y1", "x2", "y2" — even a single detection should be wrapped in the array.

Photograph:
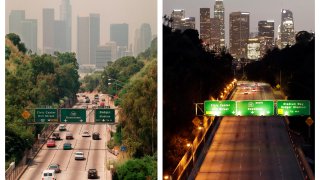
[
  {"x1": 196, "y1": 81, "x2": 303, "y2": 180},
  {"x1": 20, "y1": 92, "x2": 111, "y2": 180}
]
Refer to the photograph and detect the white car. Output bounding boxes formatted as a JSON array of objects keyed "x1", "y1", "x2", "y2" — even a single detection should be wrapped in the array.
[
  {"x1": 59, "y1": 125, "x2": 66, "y2": 131},
  {"x1": 41, "y1": 169, "x2": 56, "y2": 180},
  {"x1": 82, "y1": 131, "x2": 90, "y2": 137},
  {"x1": 75, "y1": 151, "x2": 85, "y2": 160}
]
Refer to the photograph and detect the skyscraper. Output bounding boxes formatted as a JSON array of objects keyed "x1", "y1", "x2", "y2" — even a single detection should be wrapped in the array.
[
  {"x1": 89, "y1": 14, "x2": 100, "y2": 65},
  {"x1": 280, "y1": 9, "x2": 295, "y2": 48},
  {"x1": 211, "y1": 17, "x2": 220, "y2": 50},
  {"x1": 229, "y1": 12, "x2": 250, "y2": 59},
  {"x1": 77, "y1": 14, "x2": 100, "y2": 65},
  {"x1": 258, "y1": 20, "x2": 274, "y2": 56},
  {"x1": 213, "y1": 0, "x2": 225, "y2": 48},
  {"x1": 110, "y1": 23, "x2": 128, "y2": 48},
  {"x1": 171, "y1": 9, "x2": 185, "y2": 30},
  {"x1": 9, "y1": 10, "x2": 25, "y2": 37},
  {"x1": 43, "y1": 8, "x2": 55, "y2": 54},
  {"x1": 21, "y1": 19, "x2": 37, "y2": 53},
  {"x1": 9, "y1": 10, "x2": 37, "y2": 53},
  {"x1": 54, "y1": 20, "x2": 67, "y2": 53},
  {"x1": 59, "y1": 0, "x2": 72, "y2": 52},
  {"x1": 77, "y1": 16, "x2": 89, "y2": 65},
  {"x1": 181, "y1": 17, "x2": 195, "y2": 31},
  {"x1": 200, "y1": 8, "x2": 211, "y2": 44},
  {"x1": 139, "y1": 23, "x2": 152, "y2": 53}
]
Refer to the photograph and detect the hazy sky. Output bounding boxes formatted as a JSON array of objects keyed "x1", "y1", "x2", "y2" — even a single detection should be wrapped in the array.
[
  {"x1": 5, "y1": 0, "x2": 157, "y2": 53},
  {"x1": 163, "y1": 0, "x2": 315, "y2": 46}
]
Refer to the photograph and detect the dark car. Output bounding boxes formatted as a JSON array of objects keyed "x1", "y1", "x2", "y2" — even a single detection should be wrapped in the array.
[
  {"x1": 66, "y1": 132, "x2": 73, "y2": 140},
  {"x1": 51, "y1": 132, "x2": 60, "y2": 140},
  {"x1": 88, "y1": 169, "x2": 98, "y2": 179},
  {"x1": 48, "y1": 163, "x2": 61, "y2": 173},
  {"x1": 92, "y1": 132, "x2": 100, "y2": 140}
]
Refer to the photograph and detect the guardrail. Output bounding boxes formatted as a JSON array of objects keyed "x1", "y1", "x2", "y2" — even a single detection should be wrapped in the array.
[
  {"x1": 284, "y1": 117, "x2": 314, "y2": 180},
  {"x1": 169, "y1": 82, "x2": 237, "y2": 180},
  {"x1": 5, "y1": 124, "x2": 58, "y2": 180}
]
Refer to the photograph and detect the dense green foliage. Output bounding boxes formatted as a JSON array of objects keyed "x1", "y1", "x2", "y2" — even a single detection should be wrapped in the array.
[
  {"x1": 80, "y1": 71, "x2": 102, "y2": 92},
  {"x1": 6, "y1": 33, "x2": 27, "y2": 54},
  {"x1": 99, "y1": 56, "x2": 144, "y2": 95},
  {"x1": 119, "y1": 60, "x2": 157, "y2": 157},
  {"x1": 113, "y1": 155, "x2": 157, "y2": 180},
  {"x1": 5, "y1": 35, "x2": 80, "y2": 164},
  {"x1": 163, "y1": 25, "x2": 234, "y2": 172}
]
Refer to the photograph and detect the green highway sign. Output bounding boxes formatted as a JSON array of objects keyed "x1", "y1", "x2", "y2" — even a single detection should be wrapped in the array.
[
  {"x1": 35, "y1": 109, "x2": 58, "y2": 122},
  {"x1": 277, "y1": 100, "x2": 310, "y2": 116},
  {"x1": 95, "y1": 109, "x2": 115, "y2": 123},
  {"x1": 204, "y1": 100, "x2": 236, "y2": 116},
  {"x1": 236, "y1": 100, "x2": 274, "y2": 116},
  {"x1": 60, "y1": 109, "x2": 86, "y2": 123}
]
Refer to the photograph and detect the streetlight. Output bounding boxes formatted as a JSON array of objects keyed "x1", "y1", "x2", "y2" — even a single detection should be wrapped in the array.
[{"x1": 187, "y1": 143, "x2": 194, "y2": 165}]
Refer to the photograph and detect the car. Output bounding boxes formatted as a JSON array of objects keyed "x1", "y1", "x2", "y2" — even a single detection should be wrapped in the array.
[
  {"x1": 82, "y1": 131, "x2": 90, "y2": 137},
  {"x1": 63, "y1": 142, "x2": 72, "y2": 150},
  {"x1": 59, "y1": 125, "x2": 67, "y2": 131},
  {"x1": 51, "y1": 132, "x2": 60, "y2": 140},
  {"x1": 75, "y1": 151, "x2": 85, "y2": 160},
  {"x1": 41, "y1": 169, "x2": 56, "y2": 180},
  {"x1": 66, "y1": 132, "x2": 73, "y2": 140},
  {"x1": 92, "y1": 132, "x2": 100, "y2": 140},
  {"x1": 88, "y1": 168, "x2": 98, "y2": 179},
  {"x1": 46, "y1": 139, "x2": 56, "y2": 148},
  {"x1": 48, "y1": 163, "x2": 61, "y2": 173}
]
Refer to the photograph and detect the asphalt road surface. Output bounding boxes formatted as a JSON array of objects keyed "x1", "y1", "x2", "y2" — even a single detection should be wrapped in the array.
[
  {"x1": 20, "y1": 92, "x2": 116, "y2": 180},
  {"x1": 196, "y1": 81, "x2": 303, "y2": 180}
]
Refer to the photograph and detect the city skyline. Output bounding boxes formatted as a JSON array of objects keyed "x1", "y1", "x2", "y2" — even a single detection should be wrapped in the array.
[
  {"x1": 163, "y1": 0, "x2": 314, "y2": 47},
  {"x1": 5, "y1": 0, "x2": 157, "y2": 53}
]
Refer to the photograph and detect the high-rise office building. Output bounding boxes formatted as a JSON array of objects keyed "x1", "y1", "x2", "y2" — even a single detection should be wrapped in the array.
[
  {"x1": 139, "y1": 23, "x2": 152, "y2": 53},
  {"x1": 280, "y1": 9, "x2": 295, "y2": 48},
  {"x1": 181, "y1": 17, "x2": 195, "y2": 31},
  {"x1": 213, "y1": 0, "x2": 225, "y2": 48},
  {"x1": 134, "y1": 23, "x2": 152, "y2": 56},
  {"x1": 105, "y1": 41, "x2": 117, "y2": 61},
  {"x1": 43, "y1": 8, "x2": 55, "y2": 54},
  {"x1": 77, "y1": 16, "x2": 89, "y2": 65},
  {"x1": 60, "y1": 0, "x2": 72, "y2": 52},
  {"x1": 229, "y1": 12, "x2": 250, "y2": 59},
  {"x1": 110, "y1": 23, "x2": 129, "y2": 48},
  {"x1": 21, "y1": 19, "x2": 37, "y2": 53},
  {"x1": 258, "y1": 20, "x2": 274, "y2": 56},
  {"x1": 171, "y1": 9, "x2": 185, "y2": 30},
  {"x1": 89, "y1": 14, "x2": 100, "y2": 65},
  {"x1": 95, "y1": 45, "x2": 112, "y2": 70},
  {"x1": 77, "y1": 14, "x2": 100, "y2": 65},
  {"x1": 200, "y1": 8, "x2": 211, "y2": 44},
  {"x1": 9, "y1": 10, "x2": 37, "y2": 53},
  {"x1": 247, "y1": 38, "x2": 260, "y2": 60},
  {"x1": 9, "y1": 10, "x2": 25, "y2": 37},
  {"x1": 211, "y1": 17, "x2": 221, "y2": 50},
  {"x1": 54, "y1": 20, "x2": 67, "y2": 53}
]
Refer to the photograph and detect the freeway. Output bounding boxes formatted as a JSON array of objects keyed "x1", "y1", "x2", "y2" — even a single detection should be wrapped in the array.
[
  {"x1": 196, "y1": 81, "x2": 303, "y2": 180},
  {"x1": 20, "y1": 92, "x2": 117, "y2": 180}
]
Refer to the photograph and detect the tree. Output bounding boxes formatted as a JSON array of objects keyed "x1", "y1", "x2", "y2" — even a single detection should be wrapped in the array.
[
  {"x1": 6, "y1": 33, "x2": 27, "y2": 53},
  {"x1": 113, "y1": 155, "x2": 157, "y2": 180},
  {"x1": 119, "y1": 60, "x2": 157, "y2": 157}
]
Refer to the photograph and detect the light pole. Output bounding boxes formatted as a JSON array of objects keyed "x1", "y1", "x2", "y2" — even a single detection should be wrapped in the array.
[{"x1": 187, "y1": 143, "x2": 194, "y2": 165}]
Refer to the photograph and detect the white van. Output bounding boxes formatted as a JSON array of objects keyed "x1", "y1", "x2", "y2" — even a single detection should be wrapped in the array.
[{"x1": 41, "y1": 169, "x2": 56, "y2": 180}]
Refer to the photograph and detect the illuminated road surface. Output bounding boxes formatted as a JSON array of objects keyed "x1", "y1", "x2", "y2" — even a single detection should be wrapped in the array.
[{"x1": 196, "y1": 81, "x2": 303, "y2": 180}]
